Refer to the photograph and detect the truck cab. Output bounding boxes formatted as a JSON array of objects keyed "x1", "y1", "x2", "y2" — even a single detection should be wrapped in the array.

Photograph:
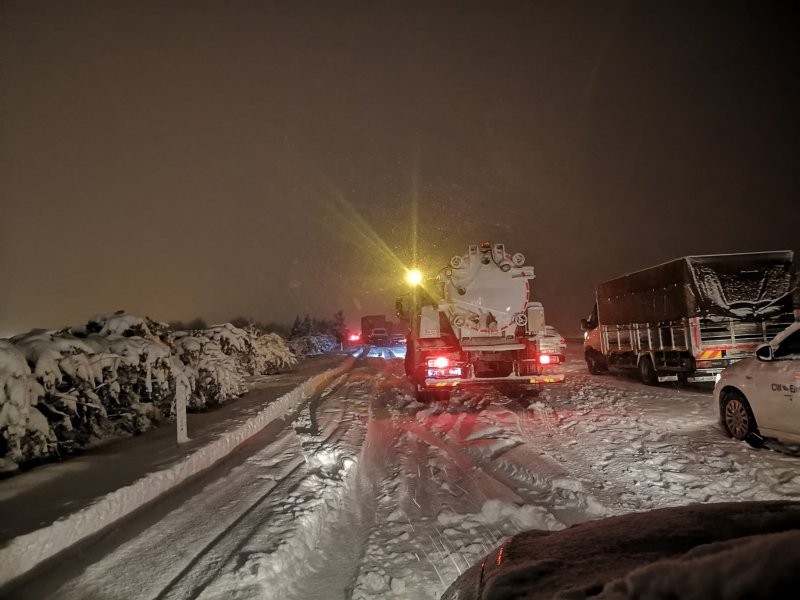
[{"x1": 581, "y1": 304, "x2": 606, "y2": 374}]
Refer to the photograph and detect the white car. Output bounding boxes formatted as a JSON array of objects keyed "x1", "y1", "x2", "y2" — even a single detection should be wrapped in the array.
[
  {"x1": 714, "y1": 321, "x2": 800, "y2": 445},
  {"x1": 544, "y1": 325, "x2": 567, "y2": 354}
]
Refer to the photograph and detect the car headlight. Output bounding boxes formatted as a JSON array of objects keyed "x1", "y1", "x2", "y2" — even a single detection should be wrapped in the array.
[{"x1": 715, "y1": 373, "x2": 721, "y2": 384}]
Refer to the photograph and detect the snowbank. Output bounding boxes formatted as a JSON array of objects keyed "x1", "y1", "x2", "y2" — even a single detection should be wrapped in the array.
[
  {"x1": 0, "y1": 313, "x2": 302, "y2": 471},
  {"x1": 0, "y1": 356, "x2": 354, "y2": 588}
]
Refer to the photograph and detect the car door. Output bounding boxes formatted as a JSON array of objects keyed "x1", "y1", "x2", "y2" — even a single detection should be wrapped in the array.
[{"x1": 754, "y1": 329, "x2": 800, "y2": 437}]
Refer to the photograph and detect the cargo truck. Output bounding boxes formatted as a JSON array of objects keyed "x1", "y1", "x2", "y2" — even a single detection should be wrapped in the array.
[{"x1": 581, "y1": 251, "x2": 797, "y2": 384}]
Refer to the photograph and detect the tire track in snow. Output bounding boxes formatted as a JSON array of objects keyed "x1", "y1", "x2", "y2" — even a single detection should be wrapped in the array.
[
  {"x1": 403, "y1": 401, "x2": 614, "y2": 525},
  {"x1": 41, "y1": 370, "x2": 357, "y2": 600},
  {"x1": 346, "y1": 376, "x2": 565, "y2": 599},
  {"x1": 189, "y1": 366, "x2": 382, "y2": 600},
  {"x1": 161, "y1": 373, "x2": 365, "y2": 600}
]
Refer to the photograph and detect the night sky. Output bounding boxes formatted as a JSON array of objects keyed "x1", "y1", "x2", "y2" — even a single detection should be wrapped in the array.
[{"x1": 2, "y1": 1, "x2": 798, "y2": 337}]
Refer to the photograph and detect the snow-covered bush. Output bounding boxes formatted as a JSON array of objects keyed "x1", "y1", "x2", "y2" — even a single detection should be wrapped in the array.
[
  {"x1": 11, "y1": 330, "x2": 112, "y2": 455},
  {"x1": 0, "y1": 312, "x2": 313, "y2": 472},
  {"x1": 248, "y1": 328, "x2": 297, "y2": 375},
  {"x1": 98, "y1": 333, "x2": 177, "y2": 432},
  {"x1": 171, "y1": 325, "x2": 298, "y2": 406},
  {"x1": 171, "y1": 330, "x2": 245, "y2": 408},
  {"x1": 0, "y1": 341, "x2": 51, "y2": 472},
  {"x1": 290, "y1": 334, "x2": 339, "y2": 357}
]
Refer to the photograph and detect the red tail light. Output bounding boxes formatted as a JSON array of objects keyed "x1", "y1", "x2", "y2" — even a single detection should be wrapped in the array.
[
  {"x1": 348, "y1": 334, "x2": 361, "y2": 341},
  {"x1": 539, "y1": 354, "x2": 552, "y2": 365},
  {"x1": 428, "y1": 356, "x2": 450, "y2": 369}
]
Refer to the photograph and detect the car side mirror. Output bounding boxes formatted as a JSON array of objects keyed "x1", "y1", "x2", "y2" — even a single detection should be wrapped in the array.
[{"x1": 755, "y1": 344, "x2": 774, "y2": 361}]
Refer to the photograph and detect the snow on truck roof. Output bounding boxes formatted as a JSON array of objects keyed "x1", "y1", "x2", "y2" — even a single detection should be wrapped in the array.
[
  {"x1": 595, "y1": 250, "x2": 796, "y2": 322},
  {"x1": 610, "y1": 250, "x2": 794, "y2": 281}
]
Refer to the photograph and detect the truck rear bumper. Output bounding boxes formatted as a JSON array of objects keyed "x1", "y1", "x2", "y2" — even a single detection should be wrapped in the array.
[
  {"x1": 686, "y1": 373, "x2": 718, "y2": 383},
  {"x1": 423, "y1": 373, "x2": 565, "y2": 388},
  {"x1": 657, "y1": 371, "x2": 718, "y2": 383}
]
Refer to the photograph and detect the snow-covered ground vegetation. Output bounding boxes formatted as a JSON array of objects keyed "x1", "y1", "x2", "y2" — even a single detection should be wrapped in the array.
[
  {"x1": 290, "y1": 333, "x2": 339, "y2": 357},
  {"x1": 0, "y1": 312, "x2": 303, "y2": 472}
]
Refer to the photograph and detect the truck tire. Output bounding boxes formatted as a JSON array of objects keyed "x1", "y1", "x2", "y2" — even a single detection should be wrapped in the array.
[
  {"x1": 417, "y1": 387, "x2": 451, "y2": 403},
  {"x1": 639, "y1": 356, "x2": 659, "y2": 386},
  {"x1": 585, "y1": 351, "x2": 606, "y2": 375},
  {"x1": 721, "y1": 390, "x2": 758, "y2": 441}
]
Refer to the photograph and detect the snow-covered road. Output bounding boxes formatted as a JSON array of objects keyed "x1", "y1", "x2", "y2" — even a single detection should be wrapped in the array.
[{"x1": 10, "y1": 349, "x2": 800, "y2": 600}]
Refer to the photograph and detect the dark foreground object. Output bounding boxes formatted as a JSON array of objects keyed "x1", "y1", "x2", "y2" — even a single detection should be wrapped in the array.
[{"x1": 442, "y1": 500, "x2": 800, "y2": 600}]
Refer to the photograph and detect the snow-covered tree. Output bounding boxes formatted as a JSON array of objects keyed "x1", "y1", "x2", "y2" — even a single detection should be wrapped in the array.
[
  {"x1": 0, "y1": 311, "x2": 330, "y2": 472},
  {"x1": 0, "y1": 341, "x2": 51, "y2": 472}
]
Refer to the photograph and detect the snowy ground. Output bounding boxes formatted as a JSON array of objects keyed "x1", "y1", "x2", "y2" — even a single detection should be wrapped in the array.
[{"x1": 8, "y1": 347, "x2": 800, "y2": 600}]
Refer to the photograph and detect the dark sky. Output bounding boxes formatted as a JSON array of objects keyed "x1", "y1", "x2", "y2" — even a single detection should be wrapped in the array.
[{"x1": 2, "y1": 0, "x2": 799, "y2": 336}]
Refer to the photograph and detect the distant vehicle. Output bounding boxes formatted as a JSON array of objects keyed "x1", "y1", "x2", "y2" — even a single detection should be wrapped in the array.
[
  {"x1": 360, "y1": 314, "x2": 387, "y2": 340},
  {"x1": 390, "y1": 333, "x2": 406, "y2": 346},
  {"x1": 367, "y1": 327, "x2": 389, "y2": 346},
  {"x1": 581, "y1": 251, "x2": 797, "y2": 385},
  {"x1": 344, "y1": 332, "x2": 362, "y2": 348},
  {"x1": 442, "y1": 500, "x2": 800, "y2": 600},
  {"x1": 397, "y1": 241, "x2": 564, "y2": 402},
  {"x1": 543, "y1": 325, "x2": 566, "y2": 357},
  {"x1": 715, "y1": 321, "x2": 800, "y2": 445}
]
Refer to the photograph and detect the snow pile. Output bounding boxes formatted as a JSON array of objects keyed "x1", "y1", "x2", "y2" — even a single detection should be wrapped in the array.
[{"x1": 0, "y1": 313, "x2": 301, "y2": 471}]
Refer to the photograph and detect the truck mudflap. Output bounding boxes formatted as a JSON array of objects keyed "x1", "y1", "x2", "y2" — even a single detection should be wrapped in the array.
[{"x1": 423, "y1": 373, "x2": 565, "y2": 388}]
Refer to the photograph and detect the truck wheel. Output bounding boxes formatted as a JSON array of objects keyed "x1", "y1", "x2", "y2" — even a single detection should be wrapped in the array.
[
  {"x1": 497, "y1": 385, "x2": 536, "y2": 401},
  {"x1": 721, "y1": 390, "x2": 758, "y2": 441},
  {"x1": 416, "y1": 388, "x2": 450, "y2": 403},
  {"x1": 638, "y1": 356, "x2": 658, "y2": 386},
  {"x1": 585, "y1": 351, "x2": 606, "y2": 375}
]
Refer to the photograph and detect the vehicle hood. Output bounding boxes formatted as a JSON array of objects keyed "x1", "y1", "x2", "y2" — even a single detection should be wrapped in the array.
[
  {"x1": 719, "y1": 356, "x2": 757, "y2": 379},
  {"x1": 440, "y1": 501, "x2": 800, "y2": 600}
]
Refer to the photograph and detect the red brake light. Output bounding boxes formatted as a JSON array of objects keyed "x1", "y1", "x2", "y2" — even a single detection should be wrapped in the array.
[
  {"x1": 348, "y1": 334, "x2": 360, "y2": 341},
  {"x1": 428, "y1": 356, "x2": 450, "y2": 369},
  {"x1": 539, "y1": 354, "x2": 552, "y2": 365}
]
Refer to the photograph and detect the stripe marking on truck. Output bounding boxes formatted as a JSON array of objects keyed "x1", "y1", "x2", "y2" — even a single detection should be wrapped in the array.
[{"x1": 696, "y1": 349, "x2": 724, "y2": 359}]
